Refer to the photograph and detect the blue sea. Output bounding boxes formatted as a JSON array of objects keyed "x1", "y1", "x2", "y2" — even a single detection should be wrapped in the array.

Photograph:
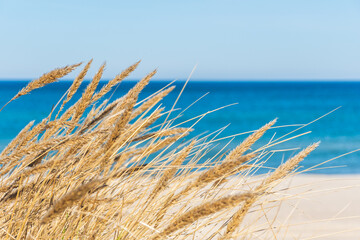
[{"x1": 0, "y1": 80, "x2": 359, "y2": 174}]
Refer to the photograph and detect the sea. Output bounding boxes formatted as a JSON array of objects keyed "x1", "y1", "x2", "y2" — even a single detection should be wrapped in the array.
[{"x1": 0, "y1": 80, "x2": 359, "y2": 174}]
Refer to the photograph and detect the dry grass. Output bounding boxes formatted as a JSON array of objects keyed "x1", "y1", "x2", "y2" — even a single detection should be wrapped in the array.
[{"x1": 0, "y1": 61, "x2": 319, "y2": 239}]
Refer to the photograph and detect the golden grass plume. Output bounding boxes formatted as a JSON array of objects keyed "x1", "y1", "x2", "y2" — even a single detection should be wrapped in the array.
[{"x1": 0, "y1": 61, "x2": 320, "y2": 239}]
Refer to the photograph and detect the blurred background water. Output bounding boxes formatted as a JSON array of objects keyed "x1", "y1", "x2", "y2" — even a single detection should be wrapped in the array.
[{"x1": 0, "y1": 80, "x2": 359, "y2": 174}]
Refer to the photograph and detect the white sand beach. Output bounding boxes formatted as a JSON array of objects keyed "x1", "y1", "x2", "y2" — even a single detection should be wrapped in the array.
[
  {"x1": 269, "y1": 174, "x2": 360, "y2": 240},
  {"x1": 157, "y1": 174, "x2": 360, "y2": 240},
  {"x1": 215, "y1": 174, "x2": 360, "y2": 240},
  {"x1": 173, "y1": 174, "x2": 360, "y2": 240}
]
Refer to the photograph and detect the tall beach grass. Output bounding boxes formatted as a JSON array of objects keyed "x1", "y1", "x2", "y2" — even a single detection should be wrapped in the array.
[{"x1": 0, "y1": 61, "x2": 319, "y2": 239}]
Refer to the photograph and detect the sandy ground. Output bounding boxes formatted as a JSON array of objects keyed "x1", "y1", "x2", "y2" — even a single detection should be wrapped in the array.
[
  {"x1": 267, "y1": 174, "x2": 360, "y2": 240},
  {"x1": 179, "y1": 174, "x2": 360, "y2": 240},
  {"x1": 221, "y1": 174, "x2": 360, "y2": 240}
]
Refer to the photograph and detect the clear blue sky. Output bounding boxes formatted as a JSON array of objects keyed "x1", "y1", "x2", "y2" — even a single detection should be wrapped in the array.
[{"x1": 1, "y1": 0, "x2": 360, "y2": 80}]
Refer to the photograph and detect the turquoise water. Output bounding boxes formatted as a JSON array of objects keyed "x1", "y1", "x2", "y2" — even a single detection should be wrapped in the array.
[{"x1": 0, "y1": 80, "x2": 359, "y2": 174}]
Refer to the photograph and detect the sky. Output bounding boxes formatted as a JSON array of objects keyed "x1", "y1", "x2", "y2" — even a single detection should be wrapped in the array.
[{"x1": 0, "y1": 0, "x2": 360, "y2": 80}]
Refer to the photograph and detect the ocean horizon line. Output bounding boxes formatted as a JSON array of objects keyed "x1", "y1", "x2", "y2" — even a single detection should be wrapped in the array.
[{"x1": 1, "y1": 78, "x2": 360, "y2": 83}]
